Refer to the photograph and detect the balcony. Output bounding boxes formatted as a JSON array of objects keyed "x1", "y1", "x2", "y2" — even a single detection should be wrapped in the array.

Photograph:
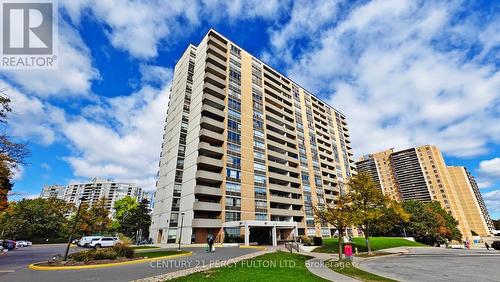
[
  {"x1": 270, "y1": 195, "x2": 303, "y2": 205},
  {"x1": 193, "y1": 201, "x2": 222, "y2": 212},
  {"x1": 196, "y1": 170, "x2": 223, "y2": 184},
  {"x1": 204, "y1": 82, "x2": 226, "y2": 100},
  {"x1": 204, "y1": 72, "x2": 226, "y2": 89},
  {"x1": 202, "y1": 93, "x2": 225, "y2": 110},
  {"x1": 199, "y1": 129, "x2": 224, "y2": 146},
  {"x1": 197, "y1": 155, "x2": 223, "y2": 171},
  {"x1": 198, "y1": 142, "x2": 223, "y2": 158},
  {"x1": 270, "y1": 208, "x2": 303, "y2": 217},
  {"x1": 192, "y1": 218, "x2": 222, "y2": 228},
  {"x1": 201, "y1": 116, "x2": 224, "y2": 133},
  {"x1": 194, "y1": 185, "x2": 222, "y2": 197},
  {"x1": 201, "y1": 103, "x2": 225, "y2": 120}
]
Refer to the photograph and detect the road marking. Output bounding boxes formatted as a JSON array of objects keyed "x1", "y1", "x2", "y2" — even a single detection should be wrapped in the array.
[{"x1": 0, "y1": 270, "x2": 15, "y2": 273}]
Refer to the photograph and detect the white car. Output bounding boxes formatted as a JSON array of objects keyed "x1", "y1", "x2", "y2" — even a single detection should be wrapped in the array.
[
  {"x1": 78, "y1": 236, "x2": 103, "y2": 247},
  {"x1": 16, "y1": 240, "x2": 32, "y2": 247},
  {"x1": 89, "y1": 237, "x2": 120, "y2": 248}
]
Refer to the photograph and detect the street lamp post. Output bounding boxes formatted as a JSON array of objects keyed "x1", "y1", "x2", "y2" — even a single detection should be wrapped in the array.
[
  {"x1": 63, "y1": 197, "x2": 86, "y2": 261},
  {"x1": 178, "y1": 212, "x2": 185, "y2": 251}
]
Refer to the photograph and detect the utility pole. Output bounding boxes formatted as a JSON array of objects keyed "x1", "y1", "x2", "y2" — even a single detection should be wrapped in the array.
[
  {"x1": 178, "y1": 212, "x2": 185, "y2": 251},
  {"x1": 63, "y1": 197, "x2": 86, "y2": 261}
]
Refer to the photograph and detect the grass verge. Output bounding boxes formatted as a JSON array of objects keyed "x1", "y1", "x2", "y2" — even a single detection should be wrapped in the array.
[
  {"x1": 135, "y1": 250, "x2": 188, "y2": 258},
  {"x1": 314, "y1": 237, "x2": 425, "y2": 253},
  {"x1": 329, "y1": 260, "x2": 397, "y2": 282},
  {"x1": 170, "y1": 251, "x2": 327, "y2": 281},
  {"x1": 132, "y1": 246, "x2": 160, "y2": 250}
]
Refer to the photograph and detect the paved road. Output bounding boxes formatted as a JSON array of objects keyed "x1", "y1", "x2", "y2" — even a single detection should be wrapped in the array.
[
  {"x1": 359, "y1": 247, "x2": 500, "y2": 282},
  {"x1": 0, "y1": 245, "x2": 259, "y2": 282},
  {"x1": 0, "y1": 244, "x2": 84, "y2": 277}
]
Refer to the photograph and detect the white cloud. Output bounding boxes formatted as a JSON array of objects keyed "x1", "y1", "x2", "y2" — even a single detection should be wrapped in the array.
[
  {"x1": 0, "y1": 21, "x2": 98, "y2": 98},
  {"x1": 58, "y1": 81, "x2": 171, "y2": 191},
  {"x1": 267, "y1": 0, "x2": 500, "y2": 158},
  {"x1": 479, "y1": 158, "x2": 500, "y2": 179},
  {"x1": 61, "y1": 0, "x2": 287, "y2": 59},
  {"x1": 483, "y1": 190, "x2": 500, "y2": 215}
]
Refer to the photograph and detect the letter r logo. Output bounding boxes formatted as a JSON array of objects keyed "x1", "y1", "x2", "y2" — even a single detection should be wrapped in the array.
[{"x1": 2, "y1": 2, "x2": 53, "y2": 55}]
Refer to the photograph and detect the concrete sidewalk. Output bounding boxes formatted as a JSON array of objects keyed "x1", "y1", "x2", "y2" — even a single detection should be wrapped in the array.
[{"x1": 300, "y1": 251, "x2": 360, "y2": 282}]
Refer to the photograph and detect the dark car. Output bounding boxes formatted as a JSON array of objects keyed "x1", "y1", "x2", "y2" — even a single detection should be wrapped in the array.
[
  {"x1": 2, "y1": 240, "x2": 16, "y2": 250},
  {"x1": 492, "y1": 241, "x2": 500, "y2": 250}
]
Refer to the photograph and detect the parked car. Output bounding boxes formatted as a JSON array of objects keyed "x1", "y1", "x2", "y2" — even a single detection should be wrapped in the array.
[
  {"x1": 16, "y1": 240, "x2": 32, "y2": 247},
  {"x1": 77, "y1": 236, "x2": 103, "y2": 247},
  {"x1": 2, "y1": 240, "x2": 16, "y2": 251},
  {"x1": 492, "y1": 241, "x2": 500, "y2": 250},
  {"x1": 89, "y1": 237, "x2": 121, "y2": 248}
]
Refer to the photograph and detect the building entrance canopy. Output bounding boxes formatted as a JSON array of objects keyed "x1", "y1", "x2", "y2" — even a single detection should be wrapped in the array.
[{"x1": 222, "y1": 220, "x2": 298, "y2": 246}]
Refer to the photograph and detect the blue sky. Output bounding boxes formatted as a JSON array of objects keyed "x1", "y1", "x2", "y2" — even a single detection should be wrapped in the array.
[{"x1": 0, "y1": 0, "x2": 499, "y2": 219}]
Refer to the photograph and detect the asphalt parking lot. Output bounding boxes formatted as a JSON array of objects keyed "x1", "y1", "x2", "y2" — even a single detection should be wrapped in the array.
[
  {"x1": 0, "y1": 244, "x2": 259, "y2": 282},
  {"x1": 359, "y1": 247, "x2": 500, "y2": 282},
  {"x1": 0, "y1": 244, "x2": 84, "y2": 277}
]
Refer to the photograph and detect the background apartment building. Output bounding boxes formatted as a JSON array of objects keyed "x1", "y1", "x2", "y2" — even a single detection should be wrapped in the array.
[
  {"x1": 40, "y1": 178, "x2": 151, "y2": 217},
  {"x1": 356, "y1": 145, "x2": 494, "y2": 239},
  {"x1": 150, "y1": 29, "x2": 355, "y2": 245}
]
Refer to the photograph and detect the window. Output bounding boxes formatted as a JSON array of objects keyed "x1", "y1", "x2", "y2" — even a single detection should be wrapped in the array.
[
  {"x1": 226, "y1": 196, "x2": 241, "y2": 208},
  {"x1": 254, "y1": 163, "x2": 266, "y2": 172},
  {"x1": 226, "y1": 168, "x2": 241, "y2": 180},
  {"x1": 228, "y1": 109, "x2": 241, "y2": 119},
  {"x1": 254, "y1": 175, "x2": 266, "y2": 186},
  {"x1": 255, "y1": 200, "x2": 267, "y2": 208},
  {"x1": 228, "y1": 120, "x2": 240, "y2": 131},
  {"x1": 227, "y1": 155, "x2": 241, "y2": 169},
  {"x1": 228, "y1": 98, "x2": 241, "y2": 111},
  {"x1": 228, "y1": 131, "x2": 241, "y2": 143},
  {"x1": 255, "y1": 213, "x2": 267, "y2": 221},
  {"x1": 254, "y1": 151, "x2": 265, "y2": 160},
  {"x1": 253, "y1": 130, "x2": 264, "y2": 139},
  {"x1": 225, "y1": 211, "x2": 241, "y2": 222},
  {"x1": 254, "y1": 140, "x2": 265, "y2": 149},
  {"x1": 226, "y1": 182, "x2": 241, "y2": 193},
  {"x1": 255, "y1": 187, "x2": 267, "y2": 198}
]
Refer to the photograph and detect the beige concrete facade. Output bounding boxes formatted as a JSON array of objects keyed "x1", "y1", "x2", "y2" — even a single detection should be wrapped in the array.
[
  {"x1": 356, "y1": 145, "x2": 493, "y2": 241},
  {"x1": 448, "y1": 166, "x2": 494, "y2": 237},
  {"x1": 150, "y1": 29, "x2": 355, "y2": 245}
]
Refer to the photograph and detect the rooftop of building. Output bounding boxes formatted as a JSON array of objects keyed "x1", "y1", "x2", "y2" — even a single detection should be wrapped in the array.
[{"x1": 191, "y1": 28, "x2": 347, "y2": 119}]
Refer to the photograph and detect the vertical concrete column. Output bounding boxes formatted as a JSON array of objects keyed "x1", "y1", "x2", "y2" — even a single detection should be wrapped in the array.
[
  {"x1": 272, "y1": 226, "x2": 277, "y2": 246},
  {"x1": 294, "y1": 226, "x2": 298, "y2": 242},
  {"x1": 244, "y1": 223, "x2": 250, "y2": 246}
]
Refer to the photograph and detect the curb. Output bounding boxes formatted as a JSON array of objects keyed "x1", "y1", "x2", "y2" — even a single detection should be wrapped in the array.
[
  {"x1": 28, "y1": 251, "x2": 192, "y2": 271},
  {"x1": 239, "y1": 246, "x2": 267, "y2": 250}
]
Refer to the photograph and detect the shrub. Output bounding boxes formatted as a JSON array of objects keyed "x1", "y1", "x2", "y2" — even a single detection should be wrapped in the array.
[
  {"x1": 313, "y1": 237, "x2": 323, "y2": 246},
  {"x1": 300, "y1": 235, "x2": 312, "y2": 246},
  {"x1": 112, "y1": 243, "x2": 134, "y2": 258},
  {"x1": 69, "y1": 248, "x2": 118, "y2": 262},
  {"x1": 118, "y1": 234, "x2": 133, "y2": 246},
  {"x1": 92, "y1": 248, "x2": 118, "y2": 260}
]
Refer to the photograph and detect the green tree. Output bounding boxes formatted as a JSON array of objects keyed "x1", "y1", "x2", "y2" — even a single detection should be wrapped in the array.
[
  {"x1": 493, "y1": 219, "x2": 500, "y2": 230},
  {"x1": 0, "y1": 95, "x2": 30, "y2": 211},
  {"x1": 113, "y1": 196, "x2": 139, "y2": 223},
  {"x1": 403, "y1": 200, "x2": 462, "y2": 245},
  {"x1": 69, "y1": 198, "x2": 111, "y2": 237},
  {"x1": 0, "y1": 198, "x2": 72, "y2": 240},
  {"x1": 314, "y1": 192, "x2": 356, "y2": 259},
  {"x1": 349, "y1": 172, "x2": 389, "y2": 255},
  {"x1": 118, "y1": 199, "x2": 151, "y2": 241},
  {"x1": 370, "y1": 200, "x2": 410, "y2": 237}
]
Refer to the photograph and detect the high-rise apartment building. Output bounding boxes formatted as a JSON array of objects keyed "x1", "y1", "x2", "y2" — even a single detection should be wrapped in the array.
[
  {"x1": 356, "y1": 145, "x2": 494, "y2": 239},
  {"x1": 40, "y1": 178, "x2": 151, "y2": 217},
  {"x1": 150, "y1": 30, "x2": 355, "y2": 245},
  {"x1": 40, "y1": 184, "x2": 66, "y2": 199}
]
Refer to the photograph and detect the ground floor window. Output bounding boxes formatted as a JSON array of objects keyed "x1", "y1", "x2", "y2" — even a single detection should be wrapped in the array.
[{"x1": 224, "y1": 227, "x2": 243, "y2": 243}]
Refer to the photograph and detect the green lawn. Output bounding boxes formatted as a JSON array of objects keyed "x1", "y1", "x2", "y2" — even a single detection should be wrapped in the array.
[
  {"x1": 314, "y1": 237, "x2": 425, "y2": 253},
  {"x1": 131, "y1": 246, "x2": 160, "y2": 250},
  {"x1": 170, "y1": 251, "x2": 327, "y2": 282},
  {"x1": 135, "y1": 250, "x2": 188, "y2": 258},
  {"x1": 329, "y1": 260, "x2": 397, "y2": 282}
]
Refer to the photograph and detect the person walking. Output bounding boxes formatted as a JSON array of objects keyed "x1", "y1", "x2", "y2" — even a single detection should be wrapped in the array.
[
  {"x1": 485, "y1": 242, "x2": 490, "y2": 250},
  {"x1": 208, "y1": 235, "x2": 214, "y2": 252}
]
